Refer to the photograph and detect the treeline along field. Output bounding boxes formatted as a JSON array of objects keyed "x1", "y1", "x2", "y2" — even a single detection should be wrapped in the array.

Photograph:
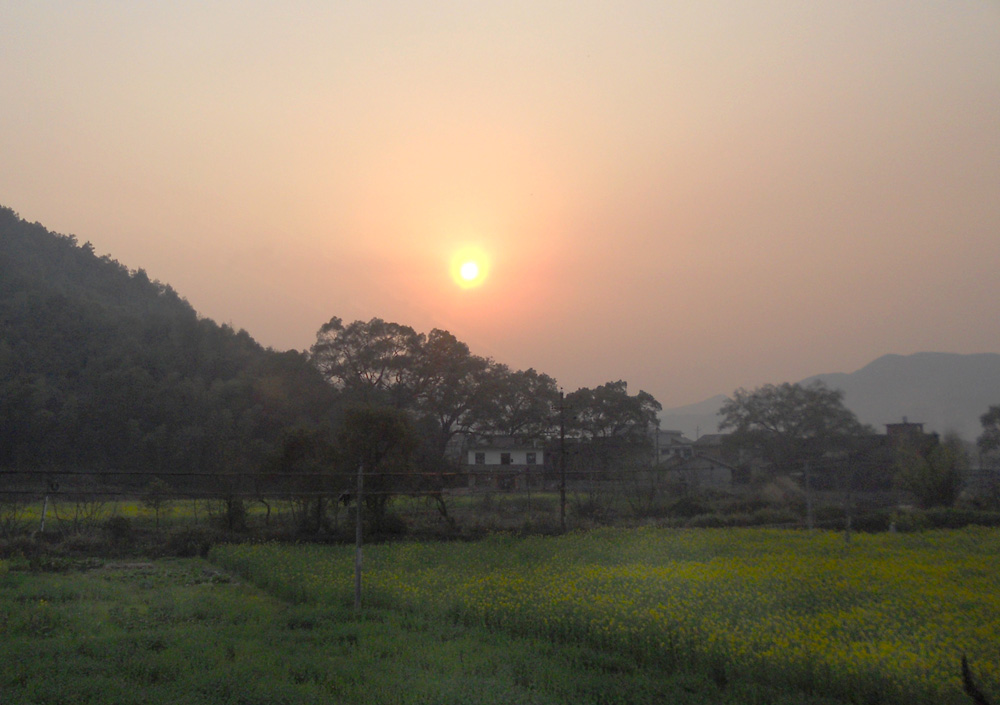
[{"x1": 212, "y1": 527, "x2": 1000, "y2": 705}]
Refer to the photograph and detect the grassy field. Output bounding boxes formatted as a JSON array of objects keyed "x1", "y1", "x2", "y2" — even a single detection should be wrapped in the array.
[
  {"x1": 211, "y1": 527, "x2": 1000, "y2": 705},
  {"x1": 0, "y1": 557, "x2": 844, "y2": 705},
  {"x1": 2, "y1": 528, "x2": 997, "y2": 704}
]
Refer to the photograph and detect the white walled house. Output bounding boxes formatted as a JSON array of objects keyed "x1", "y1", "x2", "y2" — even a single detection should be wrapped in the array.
[{"x1": 466, "y1": 437, "x2": 546, "y2": 491}]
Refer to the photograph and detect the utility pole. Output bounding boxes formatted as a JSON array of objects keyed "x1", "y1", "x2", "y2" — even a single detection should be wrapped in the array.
[
  {"x1": 804, "y1": 460, "x2": 814, "y2": 531},
  {"x1": 559, "y1": 390, "x2": 567, "y2": 532},
  {"x1": 354, "y1": 463, "x2": 364, "y2": 610}
]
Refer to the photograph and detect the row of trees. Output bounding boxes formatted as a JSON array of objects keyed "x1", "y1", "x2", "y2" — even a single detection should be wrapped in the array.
[
  {"x1": 718, "y1": 380, "x2": 999, "y2": 510},
  {"x1": 310, "y1": 317, "x2": 661, "y2": 450},
  {"x1": 295, "y1": 316, "x2": 662, "y2": 529}
]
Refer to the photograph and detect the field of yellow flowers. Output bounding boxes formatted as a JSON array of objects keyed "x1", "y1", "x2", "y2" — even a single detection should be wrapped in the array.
[{"x1": 211, "y1": 528, "x2": 999, "y2": 704}]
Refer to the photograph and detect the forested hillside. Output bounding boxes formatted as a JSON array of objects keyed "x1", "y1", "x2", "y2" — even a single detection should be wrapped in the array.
[{"x1": 0, "y1": 207, "x2": 337, "y2": 488}]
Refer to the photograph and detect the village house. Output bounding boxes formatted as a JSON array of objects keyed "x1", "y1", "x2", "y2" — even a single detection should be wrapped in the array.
[
  {"x1": 466, "y1": 436, "x2": 546, "y2": 491},
  {"x1": 654, "y1": 429, "x2": 694, "y2": 463},
  {"x1": 654, "y1": 431, "x2": 745, "y2": 492}
]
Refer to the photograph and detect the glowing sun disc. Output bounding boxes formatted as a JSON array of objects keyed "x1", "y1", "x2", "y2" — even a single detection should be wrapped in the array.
[
  {"x1": 460, "y1": 261, "x2": 479, "y2": 281},
  {"x1": 450, "y1": 246, "x2": 490, "y2": 289}
]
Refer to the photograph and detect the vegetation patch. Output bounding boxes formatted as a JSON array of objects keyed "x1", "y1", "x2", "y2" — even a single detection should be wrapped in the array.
[
  {"x1": 213, "y1": 527, "x2": 1000, "y2": 705},
  {"x1": 0, "y1": 557, "x2": 840, "y2": 705}
]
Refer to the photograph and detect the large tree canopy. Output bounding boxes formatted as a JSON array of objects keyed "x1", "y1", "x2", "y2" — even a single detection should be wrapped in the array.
[
  {"x1": 566, "y1": 381, "x2": 661, "y2": 441},
  {"x1": 412, "y1": 328, "x2": 491, "y2": 455},
  {"x1": 718, "y1": 381, "x2": 870, "y2": 474},
  {"x1": 310, "y1": 319, "x2": 494, "y2": 458},
  {"x1": 309, "y1": 316, "x2": 422, "y2": 408},
  {"x1": 472, "y1": 365, "x2": 560, "y2": 440}
]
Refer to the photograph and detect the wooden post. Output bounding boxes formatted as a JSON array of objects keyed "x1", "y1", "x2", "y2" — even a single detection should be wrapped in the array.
[
  {"x1": 804, "y1": 461, "x2": 814, "y2": 531},
  {"x1": 354, "y1": 463, "x2": 363, "y2": 610},
  {"x1": 559, "y1": 391, "x2": 567, "y2": 532}
]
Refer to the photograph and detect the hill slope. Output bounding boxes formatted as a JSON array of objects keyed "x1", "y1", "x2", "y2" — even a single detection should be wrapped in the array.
[{"x1": 0, "y1": 206, "x2": 335, "y2": 480}]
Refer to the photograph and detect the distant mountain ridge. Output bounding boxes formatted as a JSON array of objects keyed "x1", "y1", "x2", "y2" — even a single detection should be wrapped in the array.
[{"x1": 660, "y1": 352, "x2": 1000, "y2": 441}]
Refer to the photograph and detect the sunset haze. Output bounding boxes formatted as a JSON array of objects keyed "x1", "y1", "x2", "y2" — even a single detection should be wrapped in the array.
[{"x1": 2, "y1": 1, "x2": 998, "y2": 407}]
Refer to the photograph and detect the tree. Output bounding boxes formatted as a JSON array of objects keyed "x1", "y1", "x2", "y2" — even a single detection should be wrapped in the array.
[
  {"x1": 471, "y1": 364, "x2": 560, "y2": 440},
  {"x1": 566, "y1": 381, "x2": 661, "y2": 442},
  {"x1": 141, "y1": 477, "x2": 173, "y2": 530},
  {"x1": 411, "y1": 328, "x2": 491, "y2": 457},
  {"x1": 896, "y1": 432, "x2": 967, "y2": 508},
  {"x1": 718, "y1": 381, "x2": 871, "y2": 476},
  {"x1": 310, "y1": 317, "x2": 423, "y2": 408},
  {"x1": 977, "y1": 405, "x2": 1000, "y2": 467},
  {"x1": 268, "y1": 424, "x2": 339, "y2": 532},
  {"x1": 564, "y1": 381, "x2": 661, "y2": 490},
  {"x1": 338, "y1": 405, "x2": 418, "y2": 533}
]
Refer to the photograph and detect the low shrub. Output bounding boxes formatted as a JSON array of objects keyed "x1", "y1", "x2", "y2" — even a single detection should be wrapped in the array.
[
  {"x1": 849, "y1": 511, "x2": 892, "y2": 533},
  {"x1": 686, "y1": 513, "x2": 732, "y2": 528},
  {"x1": 104, "y1": 516, "x2": 133, "y2": 544},
  {"x1": 814, "y1": 506, "x2": 846, "y2": 523},
  {"x1": 572, "y1": 498, "x2": 617, "y2": 524},
  {"x1": 163, "y1": 527, "x2": 221, "y2": 558},
  {"x1": 748, "y1": 507, "x2": 800, "y2": 526},
  {"x1": 669, "y1": 496, "x2": 711, "y2": 518},
  {"x1": 922, "y1": 508, "x2": 1000, "y2": 529}
]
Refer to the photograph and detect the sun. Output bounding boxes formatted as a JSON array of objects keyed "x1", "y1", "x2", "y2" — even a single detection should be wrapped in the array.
[
  {"x1": 450, "y1": 246, "x2": 489, "y2": 289},
  {"x1": 459, "y1": 261, "x2": 479, "y2": 281}
]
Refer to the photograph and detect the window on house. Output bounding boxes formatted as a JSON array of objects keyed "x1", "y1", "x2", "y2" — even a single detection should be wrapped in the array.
[
  {"x1": 500, "y1": 452, "x2": 512, "y2": 465},
  {"x1": 474, "y1": 452, "x2": 485, "y2": 465},
  {"x1": 526, "y1": 452, "x2": 537, "y2": 465}
]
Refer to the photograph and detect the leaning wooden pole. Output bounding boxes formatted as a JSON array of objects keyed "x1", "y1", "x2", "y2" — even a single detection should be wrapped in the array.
[{"x1": 354, "y1": 463, "x2": 364, "y2": 610}]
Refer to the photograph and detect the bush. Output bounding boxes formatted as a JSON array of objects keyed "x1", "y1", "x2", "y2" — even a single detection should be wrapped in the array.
[
  {"x1": 669, "y1": 496, "x2": 711, "y2": 518},
  {"x1": 686, "y1": 513, "x2": 731, "y2": 528},
  {"x1": 572, "y1": 497, "x2": 617, "y2": 524},
  {"x1": 371, "y1": 511, "x2": 408, "y2": 537},
  {"x1": 814, "y1": 506, "x2": 846, "y2": 523},
  {"x1": 164, "y1": 527, "x2": 220, "y2": 558},
  {"x1": 59, "y1": 531, "x2": 106, "y2": 556},
  {"x1": 849, "y1": 511, "x2": 892, "y2": 533},
  {"x1": 890, "y1": 510, "x2": 929, "y2": 533},
  {"x1": 922, "y1": 508, "x2": 1000, "y2": 529},
  {"x1": 104, "y1": 516, "x2": 133, "y2": 544},
  {"x1": 748, "y1": 507, "x2": 800, "y2": 526}
]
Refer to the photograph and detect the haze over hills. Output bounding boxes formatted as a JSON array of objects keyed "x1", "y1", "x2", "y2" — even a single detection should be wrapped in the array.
[
  {"x1": 660, "y1": 353, "x2": 1000, "y2": 442},
  {"x1": 6, "y1": 205, "x2": 998, "y2": 454}
]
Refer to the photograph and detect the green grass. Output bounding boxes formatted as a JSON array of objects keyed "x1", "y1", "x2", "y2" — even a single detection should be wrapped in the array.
[
  {"x1": 212, "y1": 527, "x2": 1000, "y2": 705},
  {"x1": 0, "y1": 558, "x2": 848, "y2": 705}
]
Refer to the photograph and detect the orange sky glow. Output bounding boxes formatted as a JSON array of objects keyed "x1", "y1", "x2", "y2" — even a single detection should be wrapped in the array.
[{"x1": 2, "y1": 2, "x2": 999, "y2": 408}]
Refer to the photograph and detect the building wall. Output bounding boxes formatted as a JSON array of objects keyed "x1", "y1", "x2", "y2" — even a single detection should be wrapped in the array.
[{"x1": 467, "y1": 449, "x2": 544, "y2": 466}]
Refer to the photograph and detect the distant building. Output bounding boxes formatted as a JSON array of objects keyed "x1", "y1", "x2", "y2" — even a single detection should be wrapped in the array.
[
  {"x1": 885, "y1": 417, "x2": 926, "y2": 448},
  {"x1": 654, "y1": 429, "x2": 694, "y2": 464},
  {"x1": 661, "y1": 454, "x2": 739, "y2": 492},
  {"x1": 653, "y1": 431, "x2": 746, "y2": 491},
  {"x1": 466, "y1": 436, "x2": 546, "y2": 491}
]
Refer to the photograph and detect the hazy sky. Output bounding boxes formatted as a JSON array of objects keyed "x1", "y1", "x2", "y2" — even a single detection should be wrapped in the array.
[{"x1": 3, "y1": 2, "x2": 999, "y2": 408}]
